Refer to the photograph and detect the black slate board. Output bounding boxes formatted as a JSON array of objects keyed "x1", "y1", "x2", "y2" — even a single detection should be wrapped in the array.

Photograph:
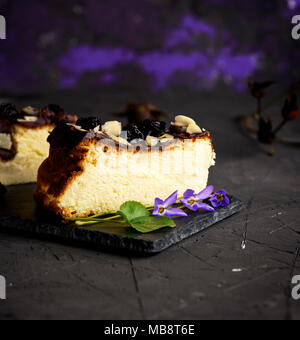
[{"x1": 0, "y1": 184, "x2": 244, "y2": 254}]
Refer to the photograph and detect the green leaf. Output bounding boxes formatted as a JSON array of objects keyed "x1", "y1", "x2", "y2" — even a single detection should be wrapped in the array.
[
  {"x1": 118, "y1": 201, "x2": 150, "y2": 224},
  {"x1": 129, "y1": 216, "x2": 176, "y2": 234},
  {"x1": 75, "y1": 220, "x2": 100, "y2": 226},
  {"x1": 69, "y1": 201, "x2": 177, "y2": 234}
]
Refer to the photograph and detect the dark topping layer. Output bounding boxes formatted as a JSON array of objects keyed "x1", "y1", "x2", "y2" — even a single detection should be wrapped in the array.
[
  {"x1": 47, "y1": 119, "x2": 210, "y2": 152},
  {"x1": 48, "y1": 123, "x2": 88, "y2": 149},
  {"x1": 0, "y1": 103, "x2": 20, "y2": 121},
  {"x1": 16, "y1": 117, "x2": 49, "y2": 129},
  {"x1": 169, "y1": 123, "x2": 186, "y2": 135},
  {"x1": 142, "y1": 119, "x2": 166, "y2": 138},
  {"x1": 0, "y1": 119, "x2": 12, "y2": 134},
  {"x1": 77, "y1": 116, "x2": 102, "y2": 130},
  {"x1": 123, "y1": 123, "x2": 145, "y2": 141},
  {"x1": 118, "y1": 102, "x2": 170, "y2": 126},
  {"x1": 0, "y1": 102, "x2": 77, "y2": 127},
  {"x1": 39, "y1": 104, "x2": 77, "y2": 125},
  {"x1": 122, "y1": 119, "x2": 167, "y2": 142},
  {"x1": 0, "y1": 146, "x2": 16, "y2": 161},
  {"x1": 60, "y1": 113, "x2": 78, "y2": 125},
  {"x1": 48, "y1": 104, "x2": 63, "y2": 115}
]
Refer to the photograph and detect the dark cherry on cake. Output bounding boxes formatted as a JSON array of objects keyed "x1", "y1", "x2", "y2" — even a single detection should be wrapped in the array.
[
  {"x1": 40, "y1": 104, "x2": 77, "y2": 125},
  {"x1": 77, "y1": 116, "x2": 102, "y2": 130},
  {"x1": 123, "y1": 123, "x2": 145, "y2": 141}
]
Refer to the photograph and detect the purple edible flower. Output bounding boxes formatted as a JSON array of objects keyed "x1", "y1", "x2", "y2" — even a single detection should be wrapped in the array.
[
  {"x1": 181, "y1": 186, "x2": 215, "y2": 212},
  {"x1": 209, "y1": 190, "x2": 230, "y2": 208},
  {"x1": 153, "y1": 191, "x2": 188, "y2": 218}
]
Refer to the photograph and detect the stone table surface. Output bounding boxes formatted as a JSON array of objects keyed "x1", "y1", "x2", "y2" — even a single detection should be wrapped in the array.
[{"x1": 0, "y1": 87, "x2": 299, "y2": 320}]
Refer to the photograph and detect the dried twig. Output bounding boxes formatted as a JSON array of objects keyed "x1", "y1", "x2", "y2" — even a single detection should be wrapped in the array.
[{"x1": 245, "y1": 77, "x2": 299, "y2": 156}]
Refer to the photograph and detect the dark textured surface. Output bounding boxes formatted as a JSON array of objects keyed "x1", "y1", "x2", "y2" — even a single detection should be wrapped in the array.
[
  {"x1": 0, "y1": 87, "x2": 299, "y2": 320},
  {"x1": 0, "y1": 1, "x2": 297, "y2": 92},
  {"x1": 0, "y1": 185, "x2": 243, "y2": 254}
]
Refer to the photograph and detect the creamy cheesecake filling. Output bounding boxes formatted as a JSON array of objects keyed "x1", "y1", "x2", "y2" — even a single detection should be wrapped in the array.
[
  {"x1": 55, "y1": 139, "x2": 215, "y2": 217},
  {"x1": 0, "y1": 124, "x2": 53, "y2": 185},
  {"x1": 36, "y1": 136, "x2": 215, "y2": 218},
  {"x1": 0, "y1": 133, "x2": 12, "y2": 150}
]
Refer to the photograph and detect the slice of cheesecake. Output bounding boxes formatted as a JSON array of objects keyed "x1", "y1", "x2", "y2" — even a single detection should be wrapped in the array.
[
  {"x1": 36, "y1": 115, "x2": 216, "y2": 218},
  {"x1": 0, "y1": 103, "x2": 77, "y2": 185}
]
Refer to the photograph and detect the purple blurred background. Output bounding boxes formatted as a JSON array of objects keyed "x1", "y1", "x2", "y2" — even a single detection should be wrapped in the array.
[{"x1": 0, "y1": 0, "x2": 298, "y2": 94}]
